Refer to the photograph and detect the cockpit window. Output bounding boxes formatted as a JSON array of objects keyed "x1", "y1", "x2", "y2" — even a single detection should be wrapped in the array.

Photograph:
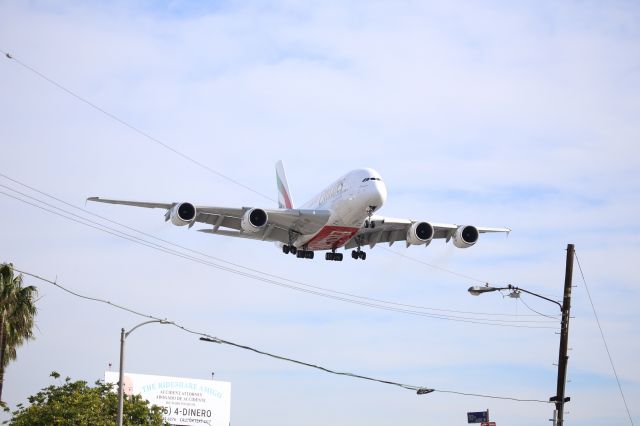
[
  {"x1": 363, "y1": 177, "x2": 381, "y2": 182},
  {"x1": 362, "y1": 178, "x2": 370, "y2": 182}
]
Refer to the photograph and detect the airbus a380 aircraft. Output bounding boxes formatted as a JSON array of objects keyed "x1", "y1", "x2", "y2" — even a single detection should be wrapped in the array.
[{"x1": 88, "y1": 161, "x2": 510, "y2": 261}]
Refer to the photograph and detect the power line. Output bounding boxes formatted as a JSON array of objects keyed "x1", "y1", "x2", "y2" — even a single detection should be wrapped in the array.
[
  {"x1": 200, "y1": 336, "x2": 422, "y2": 392},
  {"x1": 0, "y1": 49, "x2": 275, "y2": 203},
  {"x1": 517, "y1": 297, "x2": 560, "y2": 321},
  {"x1": 1, "y1": 48, "x2": 555, "y2": 326},
  {"x1": 382, "y1": 247, "x2": 487, "y2": 284},
  {"x1": 1, "y1": 45, "x2": 556, "y2": 404},
  {"x1": 12, "y1": 266, "x2": 551, "y2": 404},
  {"x1": 2, "y1": 48, "x2": 522, "y2": 297},
  {"x1": 1, "y1": 172, "x2": 541, "y2": 319},
  {"x1": 575, "y1": 252, "x2": 634, "y2": 425},
  {"x1": 2, "y1": 45, "x2": 632, "y2": 417},
  {"x1": 0, "y1": 179, "x2": 557, "y2": 328},
  {"x1": 1, "y1": 48, "x2": 533, "y2": 317}
]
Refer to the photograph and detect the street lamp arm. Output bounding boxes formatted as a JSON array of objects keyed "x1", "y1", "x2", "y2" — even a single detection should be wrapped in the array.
[
  {"x1": 510, "y1": 286, "x2": 563, "y2": 311},
  {"x1": 125, "y1": 319, "x2": 172, "y2": 338},
  {"x1": 117, "y1": 319, "x2": 172, "y2": 426}
]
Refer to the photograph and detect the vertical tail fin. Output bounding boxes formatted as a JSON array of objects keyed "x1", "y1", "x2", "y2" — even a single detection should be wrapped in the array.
[{"x1": 276, "y1": 160, "x2": 294, "y2": 209}]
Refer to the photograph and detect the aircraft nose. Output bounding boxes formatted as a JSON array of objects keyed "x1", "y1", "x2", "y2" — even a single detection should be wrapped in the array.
[
  {"x1": 371, "y1": 181, "x2": 387, "y2": 209},
  {"x1": 378, "y1": 181, "x2": 388, "y2": 205}
]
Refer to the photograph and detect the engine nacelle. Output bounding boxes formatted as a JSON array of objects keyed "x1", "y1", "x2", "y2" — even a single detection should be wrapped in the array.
[
  {"x1": 452, "y1": 225, "x2": 479, "y2": 248},
  {"x1": 406, "y1": 221, "x2": 434, "y2": 245},
  {"x1": 169, "y1": 202, "x2": 196, "y2": 226},
  {"x1": 241, "y1": 208, "x2": 268, "y2": 232}
]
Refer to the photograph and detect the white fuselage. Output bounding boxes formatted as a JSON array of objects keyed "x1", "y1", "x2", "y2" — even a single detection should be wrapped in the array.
[{"x1": 294, "y1": 169, "x2": 387, "y2": 250}]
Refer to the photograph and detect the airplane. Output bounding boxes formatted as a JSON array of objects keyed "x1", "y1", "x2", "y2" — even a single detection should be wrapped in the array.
[{"x1": 88, "y1": 161, "x2": 510, "y2": 261}]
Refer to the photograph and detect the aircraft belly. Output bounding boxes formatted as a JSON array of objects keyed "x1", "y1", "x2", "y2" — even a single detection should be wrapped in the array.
[
  {"x1": 302, "y1": 225, "x2": 360, "y2": 250},
  {"x1": 296, "y1": 186, "x2": 375, "y2": 250},
  {"x1": 332, "y1": 198, "x2": 369, "y2": 228}
]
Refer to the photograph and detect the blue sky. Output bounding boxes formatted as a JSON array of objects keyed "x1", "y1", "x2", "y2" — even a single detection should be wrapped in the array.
[{"x1": 1, "y1": 1, "x2": 639, "y2": 425}]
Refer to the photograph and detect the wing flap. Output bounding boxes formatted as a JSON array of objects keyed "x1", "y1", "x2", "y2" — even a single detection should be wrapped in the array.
[
  {"x1": 199, "y1": 226, "x2": 290, "y2": 244},
  {"x1": 477, "y1": 226, "x2": 512, "y2": 234}
]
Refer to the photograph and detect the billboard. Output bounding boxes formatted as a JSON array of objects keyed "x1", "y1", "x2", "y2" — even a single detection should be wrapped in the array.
[{"x1": 105, "y1": 371, "x2": 231, "y2": 426}]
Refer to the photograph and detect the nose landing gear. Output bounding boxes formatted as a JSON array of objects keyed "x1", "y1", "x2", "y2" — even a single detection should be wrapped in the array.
[{"x1": 364, "y1": 206, "x2": 377, "y2": 229}]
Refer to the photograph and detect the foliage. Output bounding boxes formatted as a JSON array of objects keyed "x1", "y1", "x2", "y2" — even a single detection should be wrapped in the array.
[
  {"x1": 0, "y1": 263, "x2": 38, "y2": 402},
  {"x1": 6, "y1": 372, "x2": 167, "y2": 426}
]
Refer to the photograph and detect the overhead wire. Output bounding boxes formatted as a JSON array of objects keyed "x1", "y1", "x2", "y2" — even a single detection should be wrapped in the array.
[
  {"x1": 516, "y1": 296, "x2": 561, "y2": 321},
  {"x1": 2, "y1": 46, "x2": 632, "y2": 417},
  {"x1": 0, "y1": 48, "x2": 547, "y2": 323},
  {"x1": 575, "y1": 252, "x2": 634, "y2": 425},
  {"x1": 3, "y1": 48, "x2": 517, "y2": 296},
  {"x1": 0, "y1": 49, "x2": 275, "y2": 204},
  {"x1": 12, "y1": 266, "x2": 551, "y2": 404},
  {"x1": 0, "y1": 172, "x2": 542, "y2": 319},
  {"x1": 2, "y1": 46, "x2": 557, "y2": 404},
  {"x1": 0, "y1": 178, "x2": 558, "y2": 329},
  {"x1": 381, "y1": 247, "x2": 487, "y2": 284}
]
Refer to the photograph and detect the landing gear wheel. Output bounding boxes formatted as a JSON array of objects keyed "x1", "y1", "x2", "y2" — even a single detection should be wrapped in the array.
[
  {"x1": 359, "y1": 251, "x2": 366, "y2": 260},
  {"x1": 296, "y1": 250, "x2": 305, "y2": 258},
  {"x1": 283, "y1": 245, "x2": 290, "y2": 254},
  {"x1": 305, "y1": 251, "x2": 314, "y2": 259},
  {"x1": 290, "y1": 246, "x2": 297, "y2": 255},
  {"x1": 352, "y1": 250, "x2": 358, "y2": 259},
  {"x1": 326, "y1": 252, "x2": 343, "y2": 261},
  {"x1": 365, "y1": 206, "x2": 375, "y2": 229}
]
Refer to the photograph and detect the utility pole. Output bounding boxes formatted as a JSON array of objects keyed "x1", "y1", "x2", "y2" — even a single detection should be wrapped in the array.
[
  {"x1": 469, "y1": 244, "x2": 575, "y2": 426},
  {"x1": 117, "y1": 328, "x2": 125, "y2": 426},
  {"x1": 117, "y1": 320, "x2": 171, "y2": 426},
  {"x1": 552, "y1": 243, "x2": 574, "y2": 425}
]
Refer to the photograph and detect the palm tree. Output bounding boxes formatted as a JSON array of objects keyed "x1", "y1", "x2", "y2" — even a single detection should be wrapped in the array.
[{"x1": 0, "y1": 263, "x2": 38, "y2": 403}]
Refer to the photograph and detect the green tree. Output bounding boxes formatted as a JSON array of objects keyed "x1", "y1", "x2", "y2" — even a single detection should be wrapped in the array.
[
  {"x1": 0, "y1": 263, "x2": 38, "y2": 402},
  {"x1": 7, "y1": 372, "x2": 168, "y2": 426}
]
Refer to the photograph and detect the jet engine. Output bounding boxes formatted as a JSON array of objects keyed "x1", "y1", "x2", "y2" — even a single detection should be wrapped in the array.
[
  {"x1": 169, "y1": 202, "x2": 197, "y2": 226},
  {"x1": 452, "y1": 225, "x2": 479, "y2": 248},
  {"x1": 406, "y1": 221, "x2": 434, "y2": 245},
  {"x1": 241, "y1": 208, "x2": 268, "y2": 232}
]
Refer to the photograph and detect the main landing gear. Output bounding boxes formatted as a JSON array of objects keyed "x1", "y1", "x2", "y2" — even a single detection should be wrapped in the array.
[
  {"x1": 351, "y1": 249, "x2": 366, "y2": 260},
  {"x1": 283, "y1": 245, "x2": 314, "y2": 259},
  {"x1": 325, "y1": 250, "x2": 343, "y2": 261},
  {"x1": 297, "y1": 250, "x2": 314, "y2": 259},
  {"x1": 282, "y1": 244, "x2": 296, "y2": 255}
]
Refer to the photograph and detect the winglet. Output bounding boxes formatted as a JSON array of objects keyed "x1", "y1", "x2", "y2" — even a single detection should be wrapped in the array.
[{"x1": 276, "y1": 160, "x2": 294, "y2": 209}]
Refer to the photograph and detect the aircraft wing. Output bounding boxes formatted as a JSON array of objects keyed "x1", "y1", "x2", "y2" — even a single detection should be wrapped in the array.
[
  {"x1": 344, "y1": 215, "x2": 510, "y2": 249},
  {"x1": 87, "y1": 197, "x2": 331, "y2": 244}
]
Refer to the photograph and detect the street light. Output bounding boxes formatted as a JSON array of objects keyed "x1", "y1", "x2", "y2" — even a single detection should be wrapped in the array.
[
  {"x1": 468, "y1": 284, "x2": 562, "y2": 311},
  {"x1": 117, "y1": 319, "x2": 172, "y2": 426},
  {"x1": 467, "y1": 244, "x2": 574, "y2": 426}
]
